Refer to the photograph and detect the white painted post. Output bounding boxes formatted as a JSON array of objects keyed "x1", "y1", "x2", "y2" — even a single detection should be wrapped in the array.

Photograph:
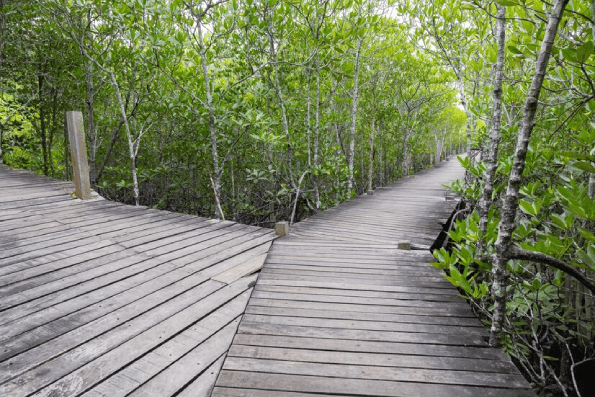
[{"x1": 66, "y1": 111, "x2": 92, "y2": 200}]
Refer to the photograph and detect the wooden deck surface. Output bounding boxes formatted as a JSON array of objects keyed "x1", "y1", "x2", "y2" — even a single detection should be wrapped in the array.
[
  {"x1": 213, "y1": 157, "x2": 536, "y2": 396},
  {"x1": 0, "y1": 165, "x2": 276, "y2": 397},
  {"x1": 1, "y1": 158, "x2": 534, "y2": 397}
]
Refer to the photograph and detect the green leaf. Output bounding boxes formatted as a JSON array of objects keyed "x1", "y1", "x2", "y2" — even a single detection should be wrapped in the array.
[
  {"x1": 550, "y1": 213, "x2": 566, "y2": 229},
  {"x1": 576, "y1": 40, "x2": 593, "y2": 63},
  {"x1": 495, "y1": 0, "x2": 518, "y2": 6},
  {"x1": 532, "y1": 278, "x2": 541, "y2": 291},
  {"x1": 574, "y1": 161, "x2": 595, "y2": 174},
  {"x1": 559, "y1": 151, "x2": 595, "y2": 162},
  {"x1": 460, "y1": 1, "x2": 477, "y2": 10},
  {"x1": 519, "y1": 200, "x2": 536, "y2": 216}
]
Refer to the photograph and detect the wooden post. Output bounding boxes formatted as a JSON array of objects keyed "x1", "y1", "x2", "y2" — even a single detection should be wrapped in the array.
[
  {"x1": 66, "y1": 111, "x2": 92, "y2": 200},
  {"x1": 275, "y1": 221, "x2": 289, "y2": 236}
]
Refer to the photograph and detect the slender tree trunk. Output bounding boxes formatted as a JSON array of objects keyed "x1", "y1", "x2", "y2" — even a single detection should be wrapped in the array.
[
  {"x1": 85, "y1": 9, "x2": 96, "y2": 185},
  {"x1": 49, "y1": 88, "x2": 58, "y2": 177},
  {"x1": 110, "y1": 73, "x2": 140, "y2": 206},
  {"x1": 0, "y1": 0, "x2": 6, "y2": 165},
  {"x1": 348, "y1": 38, "x2": 363, "y2": 193},
  {"x1": 0, "y1": 0, "x2": 7, "y2": 164},
  {"x1": 590, "y1": 0, "x2": 595, "y2": 200},
  {"x1": 313, "y1": 50, "x2": 321, "y2": 209},
  {"x1": 197, "y1": 20, "x2": 223, "y2": 219},
  {"x1": 0, "y1": 123, "x2": 3, "y2": 164},
  {"x1": 306, "y1": 70, "x2": 312, "y2": 167},
  {"x1": 478, "y1": 5, "x2": 506, "y2": 257},
  {"x1": 269, "y1": 32, "x2": 296, "y2": 190},
  {"x1": 63, "y1": 116, "x2": 69, "y2": 179},
  {"x1": 490, "y1": 0, "x2": 569, "y2": 347},
  {"x1": 231, "y1": 159, "x2": 236, "y2": 221},
  {"x1": 86, "y1": 58, "x2": 96, "y2": 184},
  {"x1": 456, "y1": 76, "x2": 472, "y2": 154},
  {"x1": 368, "y1": 118, "x2": 374, "y2": 192},
  {"x1": 402, "y1": 131, "x2": 409, "y2": 176},
  {"x1": 38, "y1": 67, "x2": 49, "y2": 176}
]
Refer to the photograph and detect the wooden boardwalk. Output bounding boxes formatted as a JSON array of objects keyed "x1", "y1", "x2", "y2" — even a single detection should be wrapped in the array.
[
  {"x1": 0, "y1": 158, "x2": 534, "y2": 397},
  {"x1": 0, "y1": 165, "x2": 275, "y2": 397},
  {"x1": 213, "y1": 157, "x2": 536, "y2": 396}
]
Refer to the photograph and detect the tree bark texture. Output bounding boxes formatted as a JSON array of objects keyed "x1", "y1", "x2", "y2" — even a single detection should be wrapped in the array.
[
  {"x1": 269, "y1": 31, "x2": 296, "y2": 191},
  {"x1": 368, "y1": 118, "x2": 374, "y2": 192},
  {"x1": 490, "y1": 0, "x2": 569, "y2": 347},
  {"x1": 197, "y1": 19, "x2": 223, "y2": 219},
  {"x1": 478, "y1": 5, "x2": 506, "y2": 257},
  {"x1": 348, "y1": 37, "x2": 363, "y2": 193}
]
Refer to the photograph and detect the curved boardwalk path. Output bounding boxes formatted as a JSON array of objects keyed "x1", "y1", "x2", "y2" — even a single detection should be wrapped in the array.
[
  {"x1": 213, "y1": 157, "x2": 535, "y2": 397},
  {"x1": 0, "y1": 165, "x2": 275, "y2": 397}
]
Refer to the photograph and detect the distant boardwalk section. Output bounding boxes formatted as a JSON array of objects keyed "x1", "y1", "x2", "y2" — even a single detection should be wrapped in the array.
[
  {"x1": 213, "y1": 157, "x2": 536, "y2": 397},
  {"x1": 0, "y1": 165, "x2": 275, "y2": 397}
]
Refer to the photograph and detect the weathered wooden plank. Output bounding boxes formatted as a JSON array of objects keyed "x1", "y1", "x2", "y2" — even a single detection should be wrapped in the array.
[
  {"x1": 254, "y1": 284, "x2": 461, "y2": 301},
  {"x1": 126, "y1": 320, "x2": 240, "y2": 397},
  {"x1": 175, "y1": 354, "x2": 226, "y2": 397},
  {"x1": 82, "y1": 292, "x2": 250, "y2": 397},
  {"x1": 9, "y1": 276, "x2": 256, "y2": 397},
  {"x1": 0, "y1": 239, "x2": 270, "y2": 326},
  {"x1": 228, "y1": 345, "x2": 518, "y2": 374},
  {"x1": 0, "y1": 276, "x2": 222, "y2": 384},
  {"x1": 245, "y1": 304, "x2": 483, "y2": 327},
  {"x1": 232, "y1": 334, "x2": 509, "y2": 361},
  {"x1": 241, "y1": 313, "x2": 489, "y2": 337},
  {"x1": 238, "y1": 321, "x2": 487, "y2": 346},
  {"x1": 249, "y1": 290, "x2": 472, "y2": 312},
  {"x1": 257, "y1": 273, "x2": 454, "y2": 289},
  {"x1": 261, "y1": 267, "x2": 447, "y2": 283},
  {"x1": 0, "y1": 220, "x2": 253, "y2": 296},
  {"x1": 212, "y1": 254, "x2": 267, "y2": 284},
  {"x1": 0, "y1": 231, "x2": 103, "y2": 263},
  {"x1": 222, "y1": 356, "x2": 528, "y2": 388},
  {"x1": 0, "y1": 195, "x2": 71, "y2": 210},
  {"x1": 0, "y1": 261, "x2": 211, "y2": 353},
  {"x1": 0, "y1": 243, "x2": 125, "y2": 288},
  {"x1": 0, "y1": 231, "x2": 271, "y2": 336},
  {"x1": 213, "y1": 371, "x2": 535, "y2": 397},
  {"x1": 255, "y1": 279, "x2": 466, "y2": 299}
]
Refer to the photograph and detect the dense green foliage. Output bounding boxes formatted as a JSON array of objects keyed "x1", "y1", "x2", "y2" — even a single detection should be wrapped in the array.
[
  {"x1": 408, "y1": 0, "x2": 595, "y2": 395},
  {"x1": 0, "y1": 0, "x2": 464, "y2": 224}
]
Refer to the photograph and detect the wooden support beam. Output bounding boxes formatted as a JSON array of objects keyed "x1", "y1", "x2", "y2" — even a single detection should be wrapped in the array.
[{"x1": 66, "y1": 111, "x2": 92, "y2": 200}]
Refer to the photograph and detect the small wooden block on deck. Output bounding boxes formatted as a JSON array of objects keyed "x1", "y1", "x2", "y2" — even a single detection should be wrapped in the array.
[
  {"x1": 397, "y1": 240, "x2": 411, "y2": 250},
  {"x1": 212, "y1": 254, "x2": 268, "y2": 284}
]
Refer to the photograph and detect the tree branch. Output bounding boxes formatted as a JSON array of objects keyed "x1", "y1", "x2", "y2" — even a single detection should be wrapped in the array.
[{"x1": 511, "y1": 248, "x2": 595, "y2": 294}]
